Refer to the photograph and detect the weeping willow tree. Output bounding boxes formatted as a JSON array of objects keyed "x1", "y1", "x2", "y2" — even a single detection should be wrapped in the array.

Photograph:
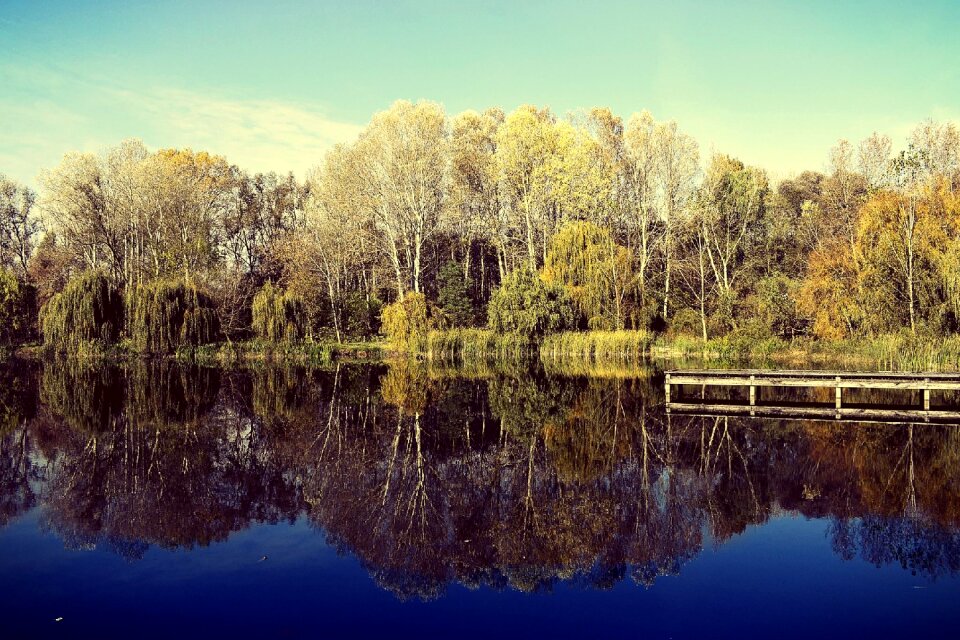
[
  {"x1": 41, "y1": 272, "x2": 124, "y2": 353},
  {"x1": 126, "y1": 280, "x2": 220, "y2": 354},
  {"x1": 542, "y1": 221, "x2": 635, "y2": 330},
  {"x1": 252, "y1": 282, "x2": 308, "y2": 344}
]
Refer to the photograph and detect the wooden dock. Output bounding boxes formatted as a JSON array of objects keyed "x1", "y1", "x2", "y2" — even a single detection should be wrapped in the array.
[
  {"x1": 665, "y1": 369, "x2": 960, "y2": 415},
  {"x1": 664, "y1": 402, "x2": 960, "y2": 426}
]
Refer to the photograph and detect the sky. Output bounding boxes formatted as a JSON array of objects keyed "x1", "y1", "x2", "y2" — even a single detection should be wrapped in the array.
[{"x1": 2, "y1": 0, "x2": 959, "y2": 187}]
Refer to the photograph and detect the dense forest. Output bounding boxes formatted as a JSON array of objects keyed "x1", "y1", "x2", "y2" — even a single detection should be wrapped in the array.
[{"x1": 2, "y1": 100, "x2": 959, "y2": 354}]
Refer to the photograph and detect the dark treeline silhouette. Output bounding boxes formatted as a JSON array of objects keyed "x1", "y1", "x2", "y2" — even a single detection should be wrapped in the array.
[{"x1": 1, "y1": 359, "x2": 959, "y2": 597}]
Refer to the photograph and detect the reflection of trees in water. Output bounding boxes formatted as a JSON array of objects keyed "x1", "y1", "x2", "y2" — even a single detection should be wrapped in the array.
[
  {"x1": 31, "y1": 360, "x2": 302, "y2": 556},
  {"x1": 830, "y1": 515, "x2": 960, "y2": 578},
  {"x1": 1, "y1": 360, "x2": 960, "y2": 595},
  {"x1": 0, "y1": 363, "x2": 39, "y2": 526},
  {"x1": 302, "y1": 367, "x2": 712, "y2": 598}
]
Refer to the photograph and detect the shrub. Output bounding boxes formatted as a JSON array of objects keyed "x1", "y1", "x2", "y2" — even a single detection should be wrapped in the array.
[
  {"x1": 41, "y1": 272, "x2": 124, "y2": 353},
  {"x1": 127, "y1": 280, "x2": 220, "y2": 354},
  {"x1": 0, "y1": 268, "x2": 36, "y2": 346},
  {"x1": 252, "y1": 281, "x2": 308, "y2": 343},
  {"x1": 488, "y1": 268, "x2": 578, "y2": 339}
]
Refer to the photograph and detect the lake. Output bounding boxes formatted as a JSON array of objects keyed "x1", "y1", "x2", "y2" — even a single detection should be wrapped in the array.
[{"x1": 1, "y1": 358, "x2": 959, "y2": 638}]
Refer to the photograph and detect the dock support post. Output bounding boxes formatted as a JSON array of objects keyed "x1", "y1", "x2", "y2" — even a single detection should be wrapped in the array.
[
  {"x1": 665, "y1": 374, "x2": 671, "y2": 404},
  {"x1": 924, "y1": 379, "x2": 930, "y2": 411},
  {"x1": 835, "y1": 376, "x2": 842, "y2": 410}
]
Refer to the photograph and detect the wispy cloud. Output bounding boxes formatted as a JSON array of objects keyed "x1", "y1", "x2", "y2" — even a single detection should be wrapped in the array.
[
  {"x1": 108, "y1": 86, "x2": 364, "y2": 176},
  {"x1": 0, "y1": 62, "x2": 363, "y2": 185}
]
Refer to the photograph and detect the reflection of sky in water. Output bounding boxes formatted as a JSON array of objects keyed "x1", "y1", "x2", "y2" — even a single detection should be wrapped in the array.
[
  {"x1": 1, "y1": 360, "x2": 959, "y2": 637},
  {"x1": 3, "y1": 514, "x2": 957, "y2": 637}
]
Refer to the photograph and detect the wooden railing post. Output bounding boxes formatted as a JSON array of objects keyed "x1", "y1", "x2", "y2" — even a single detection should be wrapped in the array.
[
  {"x1": 665, "y1": 373, "x2": 671, "y2": 404},
  {"x1": 749, "y1": 375, "x2": 756, "y2": 407},
  {"x1": 924, "y1": 378, "x2": 930, "y2": 411},
  {"x1": 835, "y1": 376, "x2": 842, "y2": 410}
]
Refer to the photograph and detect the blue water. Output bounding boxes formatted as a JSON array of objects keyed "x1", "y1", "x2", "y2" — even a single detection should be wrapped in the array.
[
  {"x1": 2, "y1": 512, "x2": 957, "y2": 638},
  {"x1": 1, "y1": 360, "x2": 959, "y2": 638}
]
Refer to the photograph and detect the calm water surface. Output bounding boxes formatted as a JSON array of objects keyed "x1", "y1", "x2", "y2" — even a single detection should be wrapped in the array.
[{"x1": 1, "y1": 359, "x2": 959, "y2": 638}]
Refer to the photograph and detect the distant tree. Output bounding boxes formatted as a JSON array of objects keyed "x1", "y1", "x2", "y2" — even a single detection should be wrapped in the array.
[
  {"x1": 448, "y1": 108, "x2": 505, "y2": 284},
  {"x1": 697, "y1": 154, "x2": 769, "y2": 330},
  {"x1": 26, "y1": 232, "x2": 78, "y2": 310},
  {"x1": 858, "y1": 132, "x2": 893, "y2": 191},
  {"x1": 353, "y1": 100, "x2": 448, "y2": 297},
  {"x1": 623, "y1": 110, "x2": 661, "y2": 309},
  {"x1": 653, "y1": 119, "x2": 699, "y2": 321}
]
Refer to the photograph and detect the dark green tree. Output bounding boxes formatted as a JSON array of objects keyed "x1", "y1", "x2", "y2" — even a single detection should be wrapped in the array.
[{"x1": 437, "y1": 261, "x2": 475, "y2": 327}]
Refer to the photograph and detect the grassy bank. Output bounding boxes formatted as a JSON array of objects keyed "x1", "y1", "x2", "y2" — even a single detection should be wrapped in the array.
[
  {"x1": 14, "y1": 339, "x2": 386, "y2": 365},
  {"x1": 421, "y1": 328, "x2": 960, "y2": 373},
  {"x1": 423, "y1": 328, "x2": 534, "y2": 361},
  {"x1": 540, "y1": 330, "x2": 653, "y2": 361},
  {"x1": 15, "y1": 329, "x2": 960, "y2": 373},
  {"x1": 652, "y1": 333, "x2": 960, "y2": 372}
]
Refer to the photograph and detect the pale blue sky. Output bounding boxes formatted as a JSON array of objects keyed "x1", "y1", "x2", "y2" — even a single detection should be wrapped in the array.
[{"x1": 2, "y1": 0, "x2": 959, "y2": 186}]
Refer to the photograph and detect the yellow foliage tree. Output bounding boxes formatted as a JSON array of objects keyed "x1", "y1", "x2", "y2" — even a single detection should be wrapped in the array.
[{"x1": 797, "y1": 239, "x2": 862, "y2": 339}]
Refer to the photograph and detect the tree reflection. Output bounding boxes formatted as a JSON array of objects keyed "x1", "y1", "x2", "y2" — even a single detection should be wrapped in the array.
[{"x1": 0, "y1": 359, "x2": 959, "y2": 596}]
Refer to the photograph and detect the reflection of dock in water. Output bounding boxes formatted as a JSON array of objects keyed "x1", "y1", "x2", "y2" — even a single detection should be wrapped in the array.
[{"x1": 665, "y1": 369, "x2": 960, "y2": 425}]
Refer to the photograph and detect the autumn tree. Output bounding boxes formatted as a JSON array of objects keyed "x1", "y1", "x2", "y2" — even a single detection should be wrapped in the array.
[
  {"x1": 495, "y1": 105, "x2": 613, "y2": 271},
  {"x1": 353, "y1": 100, "x2": 448, "y2": 298},
  {"x1": 798, "y1": 239, "x2": 862, "y2": 339},
  {"x1": 856, "y1": 189, "x2": 944, "y2": 333}
]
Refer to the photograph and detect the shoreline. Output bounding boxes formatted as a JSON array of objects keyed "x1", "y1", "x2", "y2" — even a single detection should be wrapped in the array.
[{"x1": 9, "y1": 330, "x2": 960, "y2": 373}]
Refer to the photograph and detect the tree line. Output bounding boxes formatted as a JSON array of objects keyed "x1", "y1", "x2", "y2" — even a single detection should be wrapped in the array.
[{"x1": 2, "y1": 101, "x2": 959, "y2": 350}]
